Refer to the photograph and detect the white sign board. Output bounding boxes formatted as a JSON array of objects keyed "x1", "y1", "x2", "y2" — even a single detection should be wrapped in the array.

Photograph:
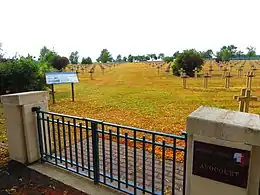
[{"x1": 45, "y1": 72, "x2": 79, "y2": 84}]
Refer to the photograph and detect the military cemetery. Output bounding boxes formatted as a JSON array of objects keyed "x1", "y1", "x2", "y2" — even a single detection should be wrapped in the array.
[
  {"x1": 1, "y1": 0, "x2": 260, "y2": 194},
  {"x1": 2, "y1": 53, "x2": 260, "y2": 194}
]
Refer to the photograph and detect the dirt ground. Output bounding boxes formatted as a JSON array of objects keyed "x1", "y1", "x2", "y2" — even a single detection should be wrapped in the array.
[{"x1": 0, "y1": 156, "x2": 87, "y2": 195}]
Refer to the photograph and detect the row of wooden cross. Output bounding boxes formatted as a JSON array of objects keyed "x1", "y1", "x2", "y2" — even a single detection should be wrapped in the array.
[
  {"x1": 180, "y1": 69, "x2": 255, "y2": 89},
  {"x1": 67, "y1": 63, "x2": 118, "y2": 80},
  {"x1": 182, "y1": 65, "x2": 257, "y2": 79},
  {"x1": 180, "y1": 71, "x2": 258, "y2": 113}
]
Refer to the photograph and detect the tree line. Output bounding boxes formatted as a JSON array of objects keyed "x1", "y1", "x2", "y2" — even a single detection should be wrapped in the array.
[
  {"x1": 0, "y1": 43, "x2": 258, "y2": 95},
  {"x1": 1, "y1": 44, "x2": 257, "y2": 67}
]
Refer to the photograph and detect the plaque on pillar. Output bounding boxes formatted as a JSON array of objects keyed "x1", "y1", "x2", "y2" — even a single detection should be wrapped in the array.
[{"x1": 192, "y1": 141, "x2": 250, "y2": 188}]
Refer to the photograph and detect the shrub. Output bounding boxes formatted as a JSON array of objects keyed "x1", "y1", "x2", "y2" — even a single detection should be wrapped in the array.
[
  {"x1": 52, "y1": 56, "x2": 69, "y2": 71},
  {"x1": 0, "y1": 56, "x2": 51, "y2": 95},
  {"x1": 172, "y1": 49, "x2": 204, "y2": 77}
]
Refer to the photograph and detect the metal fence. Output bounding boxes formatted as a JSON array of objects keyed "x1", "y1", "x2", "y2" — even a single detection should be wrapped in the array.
[{"x1": 33, "y1": 107, "x2": 187, "y2": 195}]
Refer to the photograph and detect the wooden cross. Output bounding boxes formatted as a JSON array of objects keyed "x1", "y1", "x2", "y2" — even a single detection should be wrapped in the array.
[
  {"x1": 224, "y1": 72, "x2": 232, "y2": 88},
  {"x1": 193, "y1": 67, "x2": 199, "y2": 78},
  {"x1": 219, "y1": 64, "x2": 223, "y2": 71},
  {"x1": 89, "y1": 69, "x2": 94, "y2": 80},
  {"x1": 237, "y1": 66, "x2": 243, "y2": 78},
  {"x1": 222, "y1": 67, "x2": 228, "y2": 78},
  {"x1": 203, "y1": 73, "x2": 211, "y2": 89},
  {"x1": 157, "y1": 66, "x2": 160, "y2": 75},
  {"x1": 81, "y1": 66, "x2": 85, "y2": 73},
  {"x1": 251, "y1": 65, "x2": 257, "y2": 73},
  {"x1": 230, "y1": 65, "x2": 233, "y2": 72},
  {"x1": 208, "y1": 67, "x2": 214, "y2": 76},
  {"x1": 233, "y1": 88, "x2": 258, "y2": 112},
  {"x1": 246, "y1": 71, "x2": 255, "y2": 89},
  {"x1": 179, "y1": 68, "x2": 184, "y2": 77},
  {"x1": 165, "y1": 68, "x2": 170, "y2": 79},
  {"x1": 181, "y1": 73, "x2": 188, "y2": 89}
]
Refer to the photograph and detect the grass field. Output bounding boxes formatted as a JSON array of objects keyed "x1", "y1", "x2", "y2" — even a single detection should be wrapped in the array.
[
  {"x1": 49, "y1": 61, "x2": 260, "y2": 137},
  {"x1": 1, "y1": 61, "x2": 260, "y2": 160}
]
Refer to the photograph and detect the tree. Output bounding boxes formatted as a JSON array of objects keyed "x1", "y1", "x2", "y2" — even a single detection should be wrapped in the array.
[
  {"x1": 134, "y1": 55, "x2": 148, "y2": 62},
  {"x1": 215, "y1": 45, "x2": 234, "y2": 62},
  {"x1": 116, "y1": 54, "x2": 122, "y2": 62},
  {"x1": 52, "y1": 56, "x2": 69, "y2": 71},
  {"x1": 221, "y1": 49, "x2": 232, "y2": 62},
  {"x1": 158, "y1": 53, "x2": 165, "y2": 60},
  {"x1": 81, "y1": 57, "x2": 93, "y2": 64},
  {"x1": 152, "y1": 54, "x2": 157, "y2": 60},
  {"x1": 123, "y1": 56, "x2": 127, "y2": 62},
  {"x1": 226, "y1": 45, "x2": 237, "y2": 57},
  {"x1": 247, "y1": 46, "x2": 256, "y2": 60},
  {"x1": 0, "y1": 43, "x2": 4, "y2": 60},
  {"x1": 201, "y1": 49, "x2": 213, "y2": 59},
  {"x1": 172, "y1": 49, "x2": 204, "y2": 77},
  {"x1": 39, "y1": 46, "x2": 50, "y2": 60},
  {"x1": 39, "y1": 51, "x2": 57, "y2": 68},
  {"x1": 173, "y1": 51, "x2": 180, "y2": 59},
  {"x1": 96, "y1": 49, "x2": 113, "y2": 63},
  {"x1": 163, "y1": 56, "x2": 174, "y2": 63},
  {"x1": 236, "y1": 50, "x2": 244, "y2": 60},
  {"x1": 145, "y1": 55, "x2": 150, "y2": 61},
  {"x1": 69, "y1": 51, "x2": 79, "y2": 64},
  {"x1": 149, "y1": 54, "x2": 157, "y2": 61},
  {"x1": 39, "y1": 46, "x2": 57, "y2": 66},
  {"x1": 128, "y1": 54, "x2": 134, "y2": 62}
]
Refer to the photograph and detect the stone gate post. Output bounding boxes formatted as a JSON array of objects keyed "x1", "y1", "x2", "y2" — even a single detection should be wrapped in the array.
[
  {"x1": 1, "y1": 91, "x2": 49, "y2": 164},
  {"x1": 185, "y1": 106, "x2": 260, "y2": 195}
]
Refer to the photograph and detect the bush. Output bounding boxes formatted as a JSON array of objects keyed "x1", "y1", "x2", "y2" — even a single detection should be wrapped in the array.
[
  {"x1": 0, "y1": 56, "x2": 51, "y2": 95},
  {"x1": 52, "y1": 56, "x2": 69, "y2": 71},
  {"x1": 172, "y1": 49, "x2": 204, "y2": 77}
]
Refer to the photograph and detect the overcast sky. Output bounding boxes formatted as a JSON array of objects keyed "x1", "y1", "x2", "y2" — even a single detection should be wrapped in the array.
[{"x1": 1, "y1": 0, "x2": 259, "y2": 60}]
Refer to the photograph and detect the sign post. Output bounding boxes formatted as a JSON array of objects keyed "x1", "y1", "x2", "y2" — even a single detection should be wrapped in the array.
[
  {"x1": 51, "y1": 84, "x2": 55, "y2": 104},
  {"x1": 45, "y1": 72, "x2": 79, "y2": 104},
  {"x1": 71, "y1": 83, "x2": 75, "y2": 102}
]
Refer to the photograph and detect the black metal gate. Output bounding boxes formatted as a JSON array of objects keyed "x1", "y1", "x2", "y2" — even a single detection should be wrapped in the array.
[{"x1": 33, "y1": 107, "x2": 187, "y2": 195}]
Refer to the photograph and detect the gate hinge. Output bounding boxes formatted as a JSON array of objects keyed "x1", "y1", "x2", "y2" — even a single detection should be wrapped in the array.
[{"x1": 31, "y1": 106, "x2": 41, "y2": 112}]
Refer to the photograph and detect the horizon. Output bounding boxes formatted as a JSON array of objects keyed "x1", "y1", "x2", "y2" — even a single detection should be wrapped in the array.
[{"x1": 1, "y1": 0, "x2": 260, "y2": 60}]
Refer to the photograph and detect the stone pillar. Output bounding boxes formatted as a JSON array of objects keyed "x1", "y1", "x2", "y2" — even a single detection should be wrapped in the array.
[
  {"x1": 185, "y1": 106, "x2": 260, "y2": 195},
  {"x1": 1, "y1": 91, "x2": 49, "y2": 164}
]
